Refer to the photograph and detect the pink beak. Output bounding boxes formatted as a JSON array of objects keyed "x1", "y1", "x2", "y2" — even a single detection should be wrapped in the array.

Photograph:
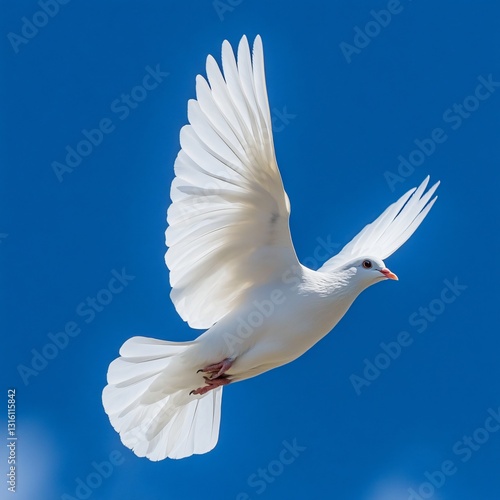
[{"x1": 380, "y1": 268, "x2": 398, "y2": 281}]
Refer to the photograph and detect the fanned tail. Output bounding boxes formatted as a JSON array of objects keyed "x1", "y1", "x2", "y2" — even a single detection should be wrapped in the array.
[{"x1": 102, "y1": 336, "x2": 223, "y2": 460}]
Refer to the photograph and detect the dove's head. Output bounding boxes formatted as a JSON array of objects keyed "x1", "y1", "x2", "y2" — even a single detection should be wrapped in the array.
[{"x1": 341, "y1": 256, "x2": 398, "y2": 292}]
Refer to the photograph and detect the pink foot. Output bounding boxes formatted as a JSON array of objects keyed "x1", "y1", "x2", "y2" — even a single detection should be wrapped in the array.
[
  {"x1": 191, "y1": 358, "x2": 234, "y2": 396},
  {"x1": 190, "y1": 376, "x2": 231, "y2": 396},
  {"x1": 197, "y1": 358, "x2": 234, "y2": 378}
]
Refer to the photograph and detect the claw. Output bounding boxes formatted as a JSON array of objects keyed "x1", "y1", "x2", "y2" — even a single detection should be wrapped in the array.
[
  {"x1": 199, "y1": 358, "x2": 234, "y2": 378},
  {"x1": 190, "y1": 376, "x2": 231, "y2": 395},
  {"x1": 191, "y1": 359, "x2": 234, "y2": 396}
]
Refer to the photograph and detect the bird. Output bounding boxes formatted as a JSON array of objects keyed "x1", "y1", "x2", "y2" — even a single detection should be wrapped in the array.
[{"x1": 102, "y1": 35, "x2": 440, "y2": 461}]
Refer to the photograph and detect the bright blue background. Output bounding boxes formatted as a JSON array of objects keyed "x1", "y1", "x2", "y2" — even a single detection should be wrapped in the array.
[{"x1": 1, "y1": 1, "x2": 500, "y2": 499}]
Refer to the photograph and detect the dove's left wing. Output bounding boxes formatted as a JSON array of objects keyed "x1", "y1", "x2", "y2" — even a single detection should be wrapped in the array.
[
  {"x1": 165, "y1": 36, "x2": 298, "y2": 330},
  {"x1": 319, "y1": 176, "x2": 439, "y2": 273}
]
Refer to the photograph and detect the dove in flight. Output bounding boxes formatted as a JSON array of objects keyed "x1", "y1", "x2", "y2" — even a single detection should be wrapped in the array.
[{"x1": 102, "y1": 35, "x2": 439, "y2": 461}]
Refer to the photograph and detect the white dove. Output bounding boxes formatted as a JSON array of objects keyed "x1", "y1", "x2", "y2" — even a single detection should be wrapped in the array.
[{"x1": 102, "y1": 35, "x2": 439, "y2": 461}]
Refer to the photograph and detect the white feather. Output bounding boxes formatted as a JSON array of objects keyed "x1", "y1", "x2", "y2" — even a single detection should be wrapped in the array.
[
  {"x1": 102, "y1": 337, "x2": 222, "y2": 460},
  {"x1": 165, "y1": 35, "x2": 297, "y2": 330},
  {"x1": 319, "y1": 176, "x2": 440, "y2": 273}
]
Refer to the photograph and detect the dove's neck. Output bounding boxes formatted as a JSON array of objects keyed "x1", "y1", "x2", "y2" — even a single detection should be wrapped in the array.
[
  {"x1": 311, "y1": 265, "x2": 377, "y2": 321},
  {"x1": 301, "y1": 266, "x2": 368, "y2": 300},
  {"x1": 294, "y1": 266, "x2": 368, "y2": 328}
]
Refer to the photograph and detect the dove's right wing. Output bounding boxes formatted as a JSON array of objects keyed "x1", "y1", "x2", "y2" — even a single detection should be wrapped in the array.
[
  {"x1": 165, "y1": 36, "x2": 298, "y2": 330},
  {"x1": 318, "y1": 177, "x2": 439, "y2": 273}
]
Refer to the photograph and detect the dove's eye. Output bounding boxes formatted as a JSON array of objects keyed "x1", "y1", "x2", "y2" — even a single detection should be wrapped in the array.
[{"x1": 362, "y1": 260, "x2": 372, "y2": 269}]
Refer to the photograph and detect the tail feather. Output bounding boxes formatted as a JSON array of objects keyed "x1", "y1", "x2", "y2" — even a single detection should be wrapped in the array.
[
  {"x1": 119, "y1": 335, "x2": 196, "y2": 358},
  {"x1": 102, "y1": 336, "x2": 223, "y2": 460},
  {"x1": 107, "y1": 356, "x2": 172, "y2": 385}
]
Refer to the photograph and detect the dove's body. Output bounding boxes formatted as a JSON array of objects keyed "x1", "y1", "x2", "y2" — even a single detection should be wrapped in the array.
[
  {"x1": 187, "y1": 266, "x2": 359, "y2": 382},
  {"x1": 102, "y1": 35, "x2": 439, "y2": 461}
]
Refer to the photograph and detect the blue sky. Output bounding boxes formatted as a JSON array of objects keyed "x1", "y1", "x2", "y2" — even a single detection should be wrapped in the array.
[{"x1": 1, "y1": 1, "x2": 500, "y2": 499}]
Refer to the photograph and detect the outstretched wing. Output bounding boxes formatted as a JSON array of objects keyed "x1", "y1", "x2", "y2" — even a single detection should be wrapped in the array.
[
  {"x1": 319, "y1": 176, "x2": 439, "y2": 273},
  {"x1": 165, "y1": 36, "x2": 298, "y2": 330}
]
